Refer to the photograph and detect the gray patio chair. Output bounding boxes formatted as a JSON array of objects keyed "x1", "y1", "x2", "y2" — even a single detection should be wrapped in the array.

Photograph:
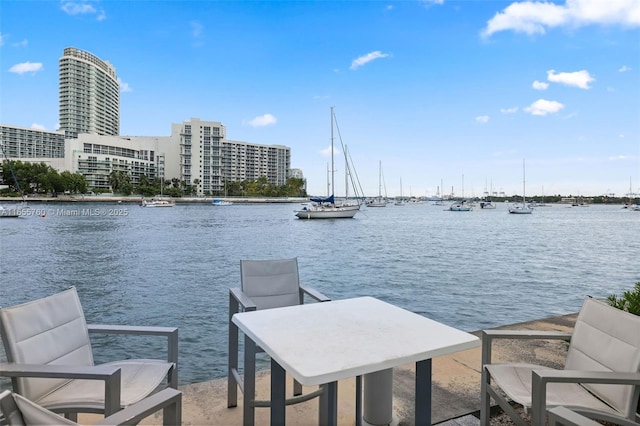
[
  {"x1": 480, "y1": 296, "x2": 640, "y2": 426},
  {"x1": 227, "y1": 258, "x2": 330, "y2": 418},
  {"x1": 0, "y1": 286, "x2": 178, "y2": 420},
  {"x1": 0, "y1": 388, "x2": 181, "y2": 426}
]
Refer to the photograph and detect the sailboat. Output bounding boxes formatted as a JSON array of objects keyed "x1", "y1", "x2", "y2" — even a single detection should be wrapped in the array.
[
  {"x1": 448, "y1": 174, "x2": 472, "y2": 211},
  {"x1": 0, "y1": 145, "x2": 28, "y2": 218},
  {"x1": 295, "y1": 108, "x2": 361, "y2": 219},
  {"x1": 367, "y1": 161, "x2": 388, "y2": 207},
  {"x1": 394, "y1": 178, "x2": 405, "y2": 206},
  {"x1": 508, "y1": 159, "x2": 533, "y2": 214},
  {"x1": 141, "y1": 177, "x2": 175, "y2": 207}
]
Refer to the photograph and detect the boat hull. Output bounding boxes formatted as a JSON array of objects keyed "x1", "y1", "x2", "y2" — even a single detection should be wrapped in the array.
[
  {"x1": 508, "y1": 205, "x2": 532, "y2": 214},
  {"x1": 295, "y1": 205, "x2": 359, "y2": 219}
]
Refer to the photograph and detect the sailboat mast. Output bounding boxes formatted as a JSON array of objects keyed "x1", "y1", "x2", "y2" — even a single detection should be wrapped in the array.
[
  {"x1": 378, "y1": 160, "x2": 382, "y2": 198},
  {"x1": 330, "y1": 107, "x2": 335, "y2": 203},
  {"x1": 522, "y1": 159, "x2": 526, "y2": 205}
]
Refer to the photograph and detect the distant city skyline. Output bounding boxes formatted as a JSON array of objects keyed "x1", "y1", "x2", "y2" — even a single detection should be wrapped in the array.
[{"x1": 1, "y1": 0, "x2": 638, "y2": 197}]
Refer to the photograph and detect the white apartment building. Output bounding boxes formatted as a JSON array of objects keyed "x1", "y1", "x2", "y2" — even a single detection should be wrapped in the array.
[
  {"x1": 2, "y1": 119, "x2": 293, "y2": 196},
  {"x1": 172, "y1": 118, "x2": 291, "y2": 195},
  {"x1": 1, "y1": 125, "x2": 66, "y2": 159},
  {"x1": 68, "y1": 134, "x2": 177, "y2": 191},
  {"x1": 59, "y1": 47, "x2": 120, "y2": 138}
]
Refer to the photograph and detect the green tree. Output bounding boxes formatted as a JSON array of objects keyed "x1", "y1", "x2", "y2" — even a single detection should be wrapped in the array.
[{"x1": 608, "y1": 282, "x2": 640, "y2": 316}]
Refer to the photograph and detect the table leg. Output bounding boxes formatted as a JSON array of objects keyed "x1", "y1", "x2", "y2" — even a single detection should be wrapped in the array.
[
  {"x1": 243, "y1": 335, "x2": 256, "y2": 426},
  {"x1": 319, "y1": 381, "x2": 338, "y2": 426},
  {"x1": 363, "y1": 369, "x2": 394, "y2": 425},
  {"x1": 355, "y1": 376, "x2": 362, "y2": 426},
  {"x1": 271, "y1": 358, "x2": 286, "y2": 425},
  {"x1": 415, "y1": 359, "x2": 432, "y2": 426}
]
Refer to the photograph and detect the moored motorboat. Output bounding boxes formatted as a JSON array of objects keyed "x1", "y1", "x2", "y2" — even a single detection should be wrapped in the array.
[
  {"x1": 0, "y1": 205, "x2": 22, "y2": 218},
  {"x1": 142, "y1": 198, "x2": 175, "y2": 207},
  {"x1": 212, "y1": 199, "x2": 233, "y2": 206}
]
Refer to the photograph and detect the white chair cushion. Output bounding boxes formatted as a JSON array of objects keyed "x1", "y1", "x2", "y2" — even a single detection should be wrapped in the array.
[
  {"x1": 0, "y1": 288, "x2": 94, "y2": 402},
  {"x1": 565, "y1": 298, "x2": 640, "y2": 415},
  {"x1": 13, "y1": 393, "x2": 78, "y2": 425},
  {"x1": 486, "y1": 363, "x2": 620, "y2": 416},
  {"x1": 34, "y1": 360, "x2": 172, "y2": 412},
  {"x1": 240, "y1": 259, "x2": 301, "y2": 310}
]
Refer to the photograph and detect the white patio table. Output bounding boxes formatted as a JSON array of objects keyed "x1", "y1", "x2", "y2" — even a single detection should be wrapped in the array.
[{"x1": 232, "y1": 296, "x2": 480, "y2": 426}]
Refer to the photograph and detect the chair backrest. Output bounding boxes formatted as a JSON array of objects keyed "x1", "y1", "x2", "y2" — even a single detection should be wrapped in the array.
[
  {"x1": 0, "y1": 287, "x2": 94, "y2": 402},
  {"x1": 0, "y1": 390, "x2": 77, "y2": 426},
  {"x1": 565, "y1": 297, "x2": 640, "y2": 417},
  {"x1": 240, "y1": 258, "x2": 302, "y2": 310}
]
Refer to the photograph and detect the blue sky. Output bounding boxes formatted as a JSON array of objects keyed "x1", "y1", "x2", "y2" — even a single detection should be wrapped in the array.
[{"x1": 1, "y1": 0, "x2": 639, "y2": 198}]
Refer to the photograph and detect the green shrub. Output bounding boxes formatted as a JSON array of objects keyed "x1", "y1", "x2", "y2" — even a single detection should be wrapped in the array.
[{"x1": 607, "y1": 282, "x2": 640, "y2": 315}]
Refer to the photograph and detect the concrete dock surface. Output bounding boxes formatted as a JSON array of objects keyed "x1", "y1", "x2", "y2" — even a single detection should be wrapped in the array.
[{"x1": 81, "y1": 312, "x2": 577, "y2": 425}]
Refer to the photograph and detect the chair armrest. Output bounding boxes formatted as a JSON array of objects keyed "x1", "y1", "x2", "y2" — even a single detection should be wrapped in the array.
[
  {"x1": 87, "y1": 324, "x2": 178, "y2": 379},
  {"x1": 481, "y1": 329, "x2": 572, "y2": 365},
  {"x1": 300, "y1": 284, "x2": 331, "y2": 302},
  {"x1": 0, "y1": 363, "x2": 122, "y2": 416},
  {"x1": 95, "y1": 388, "x2": 182, "y2": 426},
  {"x1": 531, "y1": 370, "x2": 640, "y2": 426},
  {"x1": 548, "y1": 406, "x2": 602, "y2": 426},
  {"x1": 88, "y1": 324, "x2": 177, "y2": 337},
  {"x1": 229, "y1": 287, "x2": 257, "y2": 312}
]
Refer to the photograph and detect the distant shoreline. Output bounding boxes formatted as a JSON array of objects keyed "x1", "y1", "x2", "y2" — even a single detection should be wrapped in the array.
[{"x1": 0, "y1": 195, "x2": 308, "y2": 204}]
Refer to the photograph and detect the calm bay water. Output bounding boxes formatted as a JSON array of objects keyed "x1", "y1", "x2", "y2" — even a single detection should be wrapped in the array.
[{"x1": 1, "y1": 201, "x2": 639, "y2": 385}]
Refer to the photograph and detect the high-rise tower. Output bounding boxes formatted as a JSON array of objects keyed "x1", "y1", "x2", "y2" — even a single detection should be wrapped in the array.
[{"x1": 59, "y1": 47, "x2": 120, "y2": 138}]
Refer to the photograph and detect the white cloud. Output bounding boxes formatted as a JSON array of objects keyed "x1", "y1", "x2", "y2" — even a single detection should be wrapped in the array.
[
  {"x1": 118, "y1": 78, "x2": 132, "y2": 93},
  {"x1": 475, "y1": 115, "x2": 490, "y2": 124},
  {"x1": 619, "y1": 65, "x2": 631, "y2": 72},
  {"x1": 244, "y1": 114, "x2": 277, "y2": 127},
  {"x1": 500, "y1": 107, "x2": 519, "y2": 114},
  {"x1": 350, "y1": 51, "x2": 390, "y2": 70},
  {"x1": 532, "y1": 80, "x2": 549, "y2": 90},
  {"x1": 321, "y1": 145, "x2": 341, "y2": 157},
  {"x1": 0, "y1": 33, "x2": 5, "y2": 47},
  {"x1": 547, "y1": 69, "x2": 594, "y2": 89},
  {"x1": 9, "y1": 62, "x2": 43, "y2": 74},
  {"x1": 481, "y1": 0, "x2": 640, "y2": 38},
  {"x1": 608, "y1": 155, "x2": 628, "y2": 160},
  {"x1": 191, "y1": 21, "x2": 203, "y2": 38},
  {"x1": 524, "y1": 99, "x2": 565, "y2": 116},
  {"x1": 12, "y1": 39, "x2": 28, "y2": 47},
  {"x1": 31, "y1": 123, "x2": 46, "y2": 130},
  {"x1": 61, "y1": 1, "x2": 106, "y2": 20},
  {"x1": 420, "y1": 0, "x2": 444, "y2": 6}
]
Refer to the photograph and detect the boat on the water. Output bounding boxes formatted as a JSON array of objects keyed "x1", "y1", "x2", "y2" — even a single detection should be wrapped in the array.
[
  {"x1": 212, "y1": 199, "x2": 233, "y2": 206},
  {"x1": 367, "y1": 160, "x2": 388, "y2": 207},
  {"x1": 1, "y1": 145, "x2": 28, "y2": 218},
  {"x1": 508, "y1": 159, "x2": 532, "y2": 214},
  {"x1": 0, "y1": 205, "x2": 22, "y2": 218},
  {"x1": 142, "y1": 198, "x2": 176, "y2": 207},
  {"x1": 295, "y1": 107, "x2": 362, "y2": 219},
  {"x1": 479, "y1": 198, "x2": 496, "y2": 209},
  {"x1": 449, "y1": 200, "x2": 472, "y2": 211}
]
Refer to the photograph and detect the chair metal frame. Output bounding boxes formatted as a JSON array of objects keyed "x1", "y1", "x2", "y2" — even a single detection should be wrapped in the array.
[
  {"x1": 480, "y1": 297, "x2": 640, "y2": 426},
  {"x1": 0, "y1": 388, "x2": 182, "y2": 426},
  {"x1": 227, "y1": 258, "x2": 330, "y2": 424},
  {"x1": 0, "y1": 287, "x2": 178, "y2": 419}
]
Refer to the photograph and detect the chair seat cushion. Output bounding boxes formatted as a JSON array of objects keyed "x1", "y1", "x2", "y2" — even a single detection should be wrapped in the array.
[
  {"x1": 35, "y1": 360, "x2": 173, "y2": 412},
  {"x1": 486, "y1": 363, "x2": 620, "y2": 416}
]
